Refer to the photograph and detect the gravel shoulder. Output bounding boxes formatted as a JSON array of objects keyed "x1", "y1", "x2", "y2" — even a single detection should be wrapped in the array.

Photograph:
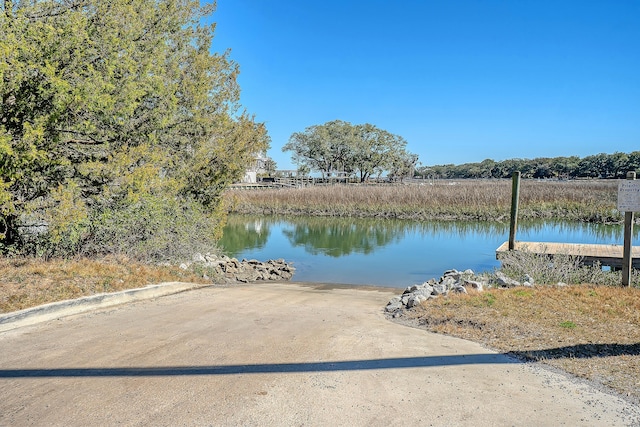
[{"x1": 1, "y1": 282, "x2": 638, "y2": 426}]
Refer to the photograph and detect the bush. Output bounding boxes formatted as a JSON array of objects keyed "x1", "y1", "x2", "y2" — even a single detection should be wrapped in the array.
[
  {"x1": 498, "y1": 249, "x2": 640, "y2": 287},
  {"x1": 84, "y1": 195, "x2": 224, "y2": 263}
]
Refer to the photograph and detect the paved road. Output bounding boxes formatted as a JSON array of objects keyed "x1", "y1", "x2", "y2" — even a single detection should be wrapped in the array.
[{"x1": 1, "y1": 283, "x2": 638, "y2": 426}]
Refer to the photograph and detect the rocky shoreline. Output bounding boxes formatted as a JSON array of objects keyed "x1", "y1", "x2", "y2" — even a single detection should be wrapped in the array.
[
  {"x1": 181, "y1": 253, "x2": 541, "y2": 310},
  {"x1": 180, "y1": 254, "x2": 538, "y2": 302},
  {"x1": 385, "y1": 268, "x2": 535, "y2": 316},
  {"x1": 180, "y1": 253, "x2": 296, "y2": 283}
]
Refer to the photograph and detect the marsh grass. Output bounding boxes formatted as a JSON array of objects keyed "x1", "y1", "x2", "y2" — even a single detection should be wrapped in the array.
[{"x1": 226, "y1": 179, "x2": 621, "y2": 223}]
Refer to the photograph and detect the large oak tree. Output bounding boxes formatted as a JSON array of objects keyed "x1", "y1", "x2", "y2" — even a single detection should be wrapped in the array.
[{"x1": 283, "y1": 120, "x2": 415, "y2": 182}]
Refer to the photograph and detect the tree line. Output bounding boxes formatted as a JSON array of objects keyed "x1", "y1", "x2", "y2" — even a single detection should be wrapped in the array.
[
  {"x1": 417, "y1": 152, "x2": 640, "y2": 180},
  {"x1": 0, "y1": 0, "x2": 267, "y2": 259}
]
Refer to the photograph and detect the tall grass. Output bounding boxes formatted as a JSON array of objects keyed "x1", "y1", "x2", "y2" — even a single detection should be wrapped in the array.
[{"x1": 226, "y1": 179, "x2": 621, "y2": 223}]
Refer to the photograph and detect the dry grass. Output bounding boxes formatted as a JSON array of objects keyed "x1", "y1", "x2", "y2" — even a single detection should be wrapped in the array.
[
  {"x1": 400, "y1": 285, "x2": 640, "y2": 403},
  {"x1": 0, "y1": 256, "x2": 210, "y2": 313},
  {"x1": 226, "y1": 179, "x2": 621, "y2": 223}
]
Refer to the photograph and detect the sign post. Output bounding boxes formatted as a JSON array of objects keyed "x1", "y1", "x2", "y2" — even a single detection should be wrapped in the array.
[{"x1": 618, "y1": 172, "x2": 639, "y2": 286}]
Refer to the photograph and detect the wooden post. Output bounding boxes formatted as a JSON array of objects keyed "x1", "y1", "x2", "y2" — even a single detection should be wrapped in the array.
[
  {"x1": 622, "y1": 171, "x2": 636, "y2": 287},
  {"x1": 509, "y1": 171, "x2": 521, "y2": 251}
]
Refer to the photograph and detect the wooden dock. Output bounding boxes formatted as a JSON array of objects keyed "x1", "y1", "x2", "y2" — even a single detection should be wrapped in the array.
[{"x1": 496, "y1": 241, "x2": 640, "y2": 269}]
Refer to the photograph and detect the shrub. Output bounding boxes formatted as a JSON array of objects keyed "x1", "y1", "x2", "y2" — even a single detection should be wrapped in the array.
[{"x1": 497, "y1": 249, "x2": 640, "y2": 287}]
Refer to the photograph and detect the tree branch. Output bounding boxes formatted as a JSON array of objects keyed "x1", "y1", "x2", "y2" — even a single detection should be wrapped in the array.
[{"x1": 24, "y1": 0, "x2": 90, "y2": 20}]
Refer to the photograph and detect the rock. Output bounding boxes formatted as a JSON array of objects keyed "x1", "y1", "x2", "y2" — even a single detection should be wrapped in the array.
[
  {"x1": 414, "y1": 285, "x2": 434, "y2": 298},
  {"x1": 463, "y1": 280, "x2": 485, "y2": 291},
  {"x1": 385, "y1": 296, "x2": 403, "y2": 312},
  {"x1": 386, "y1": 268, "x2": 493, "y2": 313},
  {"x1": 441, "y1": 276, "x2": 457, "y2": 288},
  {"x1": 186, "y1": 253, "x2": 296, "y2": 283},
  {"x1": 443, "y1": 269, "x2": 461, "y2": 281},
  {"x1": 403, "y1": 285, "x2": 418, "y2": 294},
  {"x1": 405, "y1": 283, "x2": 434, "y2": 297},
  {"x1": 407, "y1": 294, "x2": 428, "y2": 308},
  {"x1": 495, "y1": 271, "x2": 520, "y2": 287},
  {"x1": 385, "y1": 300, "x2": 404, "y2": 312},
  {"x1": 432, "y1": 283, "x2": 448, "y2": 295}
]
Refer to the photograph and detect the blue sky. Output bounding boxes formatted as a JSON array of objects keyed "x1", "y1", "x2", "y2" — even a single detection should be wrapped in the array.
[{"x1": 207, "y1": 0, "x2": 639, "y2": 170}]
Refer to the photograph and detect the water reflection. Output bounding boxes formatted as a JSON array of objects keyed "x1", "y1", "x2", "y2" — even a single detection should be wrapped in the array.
[
  {"x1": 281, "y1": 217, "x2": 404, "y2": 257},
  {"x1": 218, "y1": 215, "x2": 636, "y2": 287},
  {"x1": 219, "y1": 218, "x2": 271, "y2": 257}
]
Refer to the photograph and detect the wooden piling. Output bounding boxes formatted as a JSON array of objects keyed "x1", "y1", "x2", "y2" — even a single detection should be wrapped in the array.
[
  {"x1": 622, "y1": 171, "x2": 636, "y2": 287},
  {"x1": 508, "y1": 171, "x2": 520, "y2": 251}
]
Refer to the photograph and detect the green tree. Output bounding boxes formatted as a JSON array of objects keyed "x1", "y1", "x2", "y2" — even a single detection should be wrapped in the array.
[
  {"x1": 283, "y1": 120, "x2": 415, "y2": 182},
  {"x1": 389, "y1": 151, "x2": 419, "y2": 182},
  {"x1": 0, "y1": 0, "x2": 268, "y2": 258},
  {"x1": 419, "y1": 152, "x2": 638, "y2": 180},
  {"x1": 263, "y1": 158, "x2": 277, "y2": 177},
  {"x1": 608, "y1": 152, "x2": 629, "y2": 178},
  {"x1": 283, "y1": 120, "x2": 354, "y2": 179},
  {"x1": 296, "y1": 164, "x2": 311, "y2": 177},
  {"x1": 551, "y1": 156, "x2": 580, "y2": 178},
  {"x1": 627, "y1": 151, "x2": 640, "y2": 174},
  {"x1": 349, "y1": 123, "x2": 410, "y2": 182},
  {"x1": 577, "y1": 154, "x2": 607, "y2": 178}
]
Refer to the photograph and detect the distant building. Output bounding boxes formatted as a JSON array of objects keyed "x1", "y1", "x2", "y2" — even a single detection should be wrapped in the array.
[{"x1": 241, "y1": 153, "x2": 269, "y2": 183}]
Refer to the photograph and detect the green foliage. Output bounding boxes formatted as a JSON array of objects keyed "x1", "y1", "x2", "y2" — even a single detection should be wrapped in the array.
[
  {"x1": 0, "y1": 0, "x2": 268, "y2": 259},
  {"x1": 87, "y1": 194, "x2": 222, "y2": 262},
  {"x1": 283, "y1": 120, "x2": 415, "y2": 182},
  {"x1": 514, "y1": 289, "x2": 533, "y2": 298},
  {"x1": 418, "y1": 151, "x2": 640, "y2": 180},
  {"x1": 43, "y1": 182, "x2": 90, "y2": 256},
  {"x1": 470, "y1": 292, "x2": 496, "y2": 307},
  {"x1": 559, "y1": 321, "x2": 577, "y2": 329}
]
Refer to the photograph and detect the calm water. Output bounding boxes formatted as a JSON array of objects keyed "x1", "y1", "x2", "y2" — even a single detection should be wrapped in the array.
[{"x1": 219, "y1": 215, "x2": 637, "y2": 287}]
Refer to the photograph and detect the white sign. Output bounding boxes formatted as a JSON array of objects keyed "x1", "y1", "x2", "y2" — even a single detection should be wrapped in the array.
[{"x1": 618, "y1": 180, "x2": 640, "y2": 212}]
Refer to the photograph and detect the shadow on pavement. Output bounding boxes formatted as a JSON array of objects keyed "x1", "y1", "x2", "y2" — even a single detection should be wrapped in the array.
[
  {"x1": 510, "y1": 342, "x2": 640, "y2": 361},
  {"x1": 0, "y1": 354, "x2": 517, "y2": 378}
]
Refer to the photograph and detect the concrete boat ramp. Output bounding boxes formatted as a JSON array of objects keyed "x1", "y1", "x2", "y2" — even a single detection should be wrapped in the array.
[{"x1": 1, "y1": 283, "x2": 638, "y2": 426}]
